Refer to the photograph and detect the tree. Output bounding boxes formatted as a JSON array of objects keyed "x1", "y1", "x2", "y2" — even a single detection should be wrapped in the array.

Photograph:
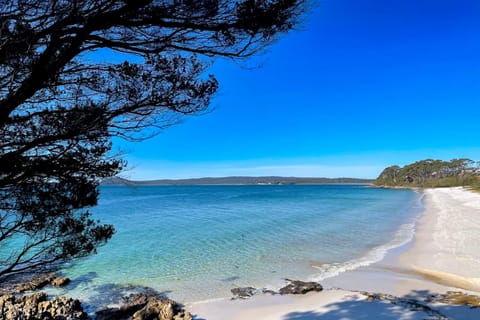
[
  {"x1": 0, "y1": 0, "x2": 305, "y2": 278},
  {"x1": 376, "y1": 165, "x2": 401, "y2": 185},
  {"x1": 374, "y1": 158, "x2": 479, "y2": 188}
]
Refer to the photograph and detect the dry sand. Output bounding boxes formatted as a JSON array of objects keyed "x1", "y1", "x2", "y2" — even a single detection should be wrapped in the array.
[
  {"x1": 189, "y1": 187, "x2": 480, "y2": 319},
  {"x1": 399, "y1": 187, "x2": 480, "y2": 292}
]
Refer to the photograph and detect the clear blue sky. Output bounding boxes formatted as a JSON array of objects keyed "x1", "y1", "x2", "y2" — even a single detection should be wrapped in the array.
[{"x1": 115, "y1": 0, "x2": 480, "y2": 180}]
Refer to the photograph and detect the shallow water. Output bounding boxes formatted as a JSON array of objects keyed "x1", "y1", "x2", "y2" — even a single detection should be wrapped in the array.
[{"x1": 48, "y1": 184, "x2": 422, "y2": 308}]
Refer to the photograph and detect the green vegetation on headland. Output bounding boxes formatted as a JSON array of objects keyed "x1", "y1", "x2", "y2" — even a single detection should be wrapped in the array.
[
  {"x1": 102, "y1": 176, "x2": 374, "y2": 186},
  {"x1": 375, "y1": 159, "x2": 480, "y2": 189}
]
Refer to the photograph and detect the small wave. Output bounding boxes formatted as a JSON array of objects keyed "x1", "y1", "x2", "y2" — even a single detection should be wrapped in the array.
[
  {"x1": 415, "y1": 190, "x2": 426, "y2": 206},
  {"x1": 99, "y1": 194, "x2": 168, "y2": 205},
  {"x1": 310, "y1": 219, "x2": 417, "y2": 281}
]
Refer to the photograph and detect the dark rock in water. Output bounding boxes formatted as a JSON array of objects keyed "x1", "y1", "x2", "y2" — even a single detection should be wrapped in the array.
[
  {"x1": 279, "y1": 280, "x2": 323, "y2": 295},
  {"x1": 0, "y1": 292, "x2": 87, "y2": 319},
  {"x1": 230, "y1": 287, "x2": 256, "y2": 299},
  {"x1": 261, "y1": 288, "x2": 278, "y2": 295},
  {"x1": 15, "y1": 274, "x2": 54, "y2": 293},
  {"x1": 51, "y1": 276, "x2": 70, "y2": 287},
  {"x1": 220, "y1": 276, "x2": 240, "y2": 282},
  {"x1": 15, "y1": 274, "x2": 71, "y2": 292}
]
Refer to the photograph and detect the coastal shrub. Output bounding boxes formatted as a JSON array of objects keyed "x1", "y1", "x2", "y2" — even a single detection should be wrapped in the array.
[{"x1": 375, "y1": 159, "x2": 480, "y2": 188}]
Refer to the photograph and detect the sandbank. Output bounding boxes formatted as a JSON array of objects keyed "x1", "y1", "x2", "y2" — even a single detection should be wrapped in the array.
[{"x1": 189, "y1": 187, "x2": 480, "y2": 319}]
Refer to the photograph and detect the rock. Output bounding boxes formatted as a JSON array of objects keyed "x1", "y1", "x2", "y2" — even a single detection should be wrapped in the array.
[
  {"x1": 364, "y1": 292, "x2": 393, "y2": 302},
  {"x1": 95, "y1": 291, "x2": 154, "y2": 320},
  {"x1": 133, "y1": 296, "x2": 177, "y2": 320},
  {"x1": 158, "y1": 300, "x2": 175, "y2": 320},
  {"x1": 173, "y1": 311, "x2": 192, "y2": 320},
  {"x1": 96, "y1": 290, "x2": 192, "y2": 320},
  {"x1": 261, "y1": 288, "x2": 278, "y2": 295},
  {"x1": 366, "y1": 295, "x2": 376, "y2": 302},
  {"x1": 120, "y1": 291, "x2": 153, "y2": 314},
  {"x1": 1, "y1": 295, "x2": 20, "y2": 320},
  {"x1": 37, "y1": 295, "x2": 87, "y2": 320},
  {"x1": 51, "y1": 277, "x2": 70, "y2": 287},
  {"x1": 434, "y1": 291, "x2": 480, "y2": 308},
  {"x1": 0, "y1": 294, "x2": 15, "y2": 310},
  {"x1": 230, "y1": 286, "x2": 256, "y2": 298},
  {"x1": 14, "y1": 274, "x2": 71, "y2": 293},
  {"x1": 279, "y1": 280, "x2": 323, "y2": 295},
  {"x1": 20, "y1": 292, "x2": 48, "y2": 318},
  {"x1": 15, "y1": 274, "x2": 55, "y2": 293},
  {"x1": 0, "y1": 293, "x2": 87, "y2": 320}
]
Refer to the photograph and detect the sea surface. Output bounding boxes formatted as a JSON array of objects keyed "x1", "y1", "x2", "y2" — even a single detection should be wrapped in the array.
[{"x1": 47, "y1": 184, "x2": 422, "y2": 310}]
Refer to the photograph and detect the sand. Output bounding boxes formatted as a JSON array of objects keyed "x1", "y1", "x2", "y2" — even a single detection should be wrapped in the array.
[
  {"x1": 188, "y1": 187, "x2": 480, "y2": 319},
  {"x1": 399, "y1": 187, "x2": 480, "y2": 292}
]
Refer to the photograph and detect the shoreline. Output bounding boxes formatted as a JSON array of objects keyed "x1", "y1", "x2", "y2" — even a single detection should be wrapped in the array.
[
  {"x1": 3, "y1": 187, "x2": 480, "y2": 319},
  {"x1": 398, "y1": 187, "x2": 480, "y2": 292},
  {"x1": 189, "y1": 187, "x2": 480, "y2": 319}
]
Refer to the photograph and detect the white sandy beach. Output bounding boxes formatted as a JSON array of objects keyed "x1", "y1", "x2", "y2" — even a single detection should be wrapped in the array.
[
  {"x1": 399, "y1": 187, "x2": 480, "y2": 292},
  {"x1": 189, "y1": 187, "x2": 480, "y2": 319}
]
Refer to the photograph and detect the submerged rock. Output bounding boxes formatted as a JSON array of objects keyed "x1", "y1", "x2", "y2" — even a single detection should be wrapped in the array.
[
  {"x1": 279, "y1": 279, "x2": 323, "y2": 295},
  {"x1": 230, "y1": 286, "x2": 257, "y2": 299},
  {"x1": 15, "y1": 274, "x2": 71, "y2": 292},
  {"x1": 15, "y1": 274, "x2": 54, "y2": 293},
  {"x1": 261, "y1": 288, "x2": 278, "y2": 295},
  {"x1": 51, "y1": 276, "x2": 70, "y2": 287}
]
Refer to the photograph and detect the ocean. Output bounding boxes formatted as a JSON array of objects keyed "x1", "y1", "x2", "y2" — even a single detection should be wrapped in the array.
[{"x1": 47, "y1": 184, "x2": 422, "y2": 310}]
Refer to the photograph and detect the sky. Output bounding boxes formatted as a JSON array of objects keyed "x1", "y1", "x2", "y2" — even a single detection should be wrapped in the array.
[{"x1": 115, "y1": 0, "x2": 480, "y2": 180}]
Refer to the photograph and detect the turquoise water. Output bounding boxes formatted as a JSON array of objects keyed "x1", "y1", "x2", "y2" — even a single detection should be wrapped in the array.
[{"x1": 50, "y1": 185, "x2": 422, "y2": 308}]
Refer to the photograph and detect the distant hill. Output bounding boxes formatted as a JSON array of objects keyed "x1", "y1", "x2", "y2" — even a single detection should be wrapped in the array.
[{"x1": 101, "y1": 176, "x2": 374, "y2": 186}]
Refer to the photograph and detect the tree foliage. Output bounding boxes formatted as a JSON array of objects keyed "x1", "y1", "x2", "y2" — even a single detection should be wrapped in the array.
[
  {"x1": 0, "y1": 0, "x2": 305, "y2": 278},
  {"x1": 375, "y1": 159, "x2": 480, "y2": 188}
]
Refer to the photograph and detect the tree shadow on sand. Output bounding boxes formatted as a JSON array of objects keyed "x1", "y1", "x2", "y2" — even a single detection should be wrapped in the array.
[{"x1": 282, "y1": 290, "x2": 479, "y2": 320}]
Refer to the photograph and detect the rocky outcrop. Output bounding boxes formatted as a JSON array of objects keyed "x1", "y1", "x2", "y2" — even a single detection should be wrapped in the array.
[
  {"x1": 95, "y1": 291, "x2": 192, "y2": 320},
  {"x1": 51, "y1": 277, "x2": 70, "y2": 287},
  {"x1": 279, "y1": 279, "x2": 323, "y2": 295},
  {"x1": 0, "y1": 292, "x2": 87, "y2": 320},
  {"x1": 15, "y1": 275, "x2": 53, "y2": 293},
  {"x1": 15, "y1": 274, "x2": 71, "y2": 293},
  {"x1": 230, "y1": 281, "x2": 323, "y2": 299}
]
